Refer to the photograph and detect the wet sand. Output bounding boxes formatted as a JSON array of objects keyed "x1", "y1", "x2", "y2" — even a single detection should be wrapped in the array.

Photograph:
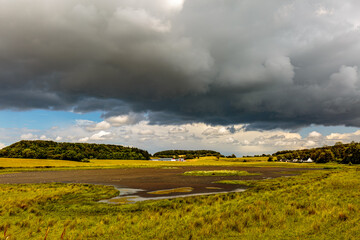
[{"x1": 0, "y1": 166, "x2": 316, "y2": 199}]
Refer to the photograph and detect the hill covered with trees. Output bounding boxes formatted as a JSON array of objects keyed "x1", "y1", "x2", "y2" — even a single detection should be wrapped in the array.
[
  {"x1": 153, "y1": 150, "x2": 222, "y2": 159},
  {"x1": 0, "y1": 140, "x2": 150, "y2": 161},
  {"x1": 274, "y1": 141, "x2": 360, "y2": 164}
]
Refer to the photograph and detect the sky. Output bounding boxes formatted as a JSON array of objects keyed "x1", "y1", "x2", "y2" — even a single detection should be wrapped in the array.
[{"x1": 1, "y1": 0, "x2": 360, "y2": 156}]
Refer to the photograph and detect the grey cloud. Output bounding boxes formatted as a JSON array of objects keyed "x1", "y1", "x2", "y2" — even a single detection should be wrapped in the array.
[
  {"x1": 106, "y1": 112, "x2": 145, "y2": 126},
  {"x1": 2, "y1": 0, "x2": 360, "y2": 130},
  {"x1": 168, "y1": 126, "x2": 188, "y2": 134},
  {"x1": 138, "y1": 129, "x2": 155, "y2": 136}
]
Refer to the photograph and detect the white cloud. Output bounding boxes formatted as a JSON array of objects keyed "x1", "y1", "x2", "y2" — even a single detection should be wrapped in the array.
[
  {"x1": 138, "y1": 129, "x2": 155, "y2": 135},
  {"x1": 163, "y1": 0, "x2": 185, "y2": 12},
  {"x1": 274, "y1": 140, "x2": 297, "y2": 146},
  {"x1": 225, "y1": 137, "x2": 239, "y2": 144},
  {"x1": 78, "y1": 113, "x2": 145, "y2": 132},
  {"x1": 78, "y1": 131, "x2": 113, "y2": 142},
  {"x1": 20, "y1": 133, "x2": 37, "y2": 140},
  {"x1": 79, "y1": 137, "x2": 90, "y2": 142},
  {"x1": 168, "y1": 126, "x2": 188, "y2": 134},
  {"x1": 326, "y1": 133, "x2": 344, "y2": 140},
  {"x1": 40, "y1": 135, "x2": 49, "y2": 140},
  {"x1": 315, "y1": 7, "x2": 333, "y2": 16},
  {"x1": 10, "y1": 116, "x2": 360, "y2": 157},
  {"x1": 106, "y1": 113, "x2": 144, "y2": 127},
  {"x1": 202, "y1": 127, "x2": 230, "y2": 137},
  {"x1": 0, "y1": 143, "x2": 5, "y2": 149},
  {"x1": 114, "y1": 7, "x2": 171, "y2": 33},
  {"x1": 308, "y1": 131, "x2": 322, "y2": 138},
  {"x1": 89, "y1": 131, "x2": 112, "y2": 141},
  {"x1": 325, "y1": 130, "x2": 360, "y2": 141},
  {"x1": 328, "y1": 66, "x2": 359, "y2": 93},
  {"x1": 139, "y1": 137, "x2": 150, "y2": 142},
  {"x1": 86, "y1": 121, "x2": 111, "y2": 131},
  {"x1": 76, "y1": 120, "x2": 95, "y2": 127},
  {"x1": 305, "y1": 140, "x2": 317, "y2": 147}
]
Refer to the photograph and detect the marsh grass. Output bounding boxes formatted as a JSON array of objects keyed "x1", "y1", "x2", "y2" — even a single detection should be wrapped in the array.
[
  {"x1": 108, "y1": 197, "x2": 138, "y2": 204},
  {"x1": 148, "y1": 187, "x2": 194, "y2": 195},
  {"x1": 1, "y1": 167, "x2": 360, "y2": 239},
  {"x1": 183, "y1": 170, "x2": 260, "y2": 176},
  {"x1": 214, "y1": 180, "x2": 256, "y2": 186},
  {"x1": 0, "y1": 157, "x2": 338, "y2": 175}
]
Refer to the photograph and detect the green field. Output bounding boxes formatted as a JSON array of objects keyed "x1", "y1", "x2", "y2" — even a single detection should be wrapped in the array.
[
  {"x1": 1, "y1": 158, "x2": 358, "y2": 239},
  {"x1": 1, "y1": 168, "x2": 360, "y2": 239},
  {"x1": 0, "y1": 156, "x2": 339, "y2": 175}
]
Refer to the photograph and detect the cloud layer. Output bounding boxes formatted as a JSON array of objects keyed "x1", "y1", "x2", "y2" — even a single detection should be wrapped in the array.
[
  {"x1": 5, "y1": 114, "x2": 360, "y2": 156},
  {"x1": 1, "y1": 0, "x2": 360, "y2": 129}
]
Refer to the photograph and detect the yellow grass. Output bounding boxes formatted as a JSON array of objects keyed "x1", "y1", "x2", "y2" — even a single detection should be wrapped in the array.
[
  {"x1": 0, "y1": 156, "x2": 340, "y2": 173},
  {"x1": 108, "y1": 196, "x2": 138, "y2": 204},
  {"x1": 0, "y1": 158, "x2": 93, "y2": 167},
  {"x1": 148, "y1": 187, "x2": 194, "y2": 195}
]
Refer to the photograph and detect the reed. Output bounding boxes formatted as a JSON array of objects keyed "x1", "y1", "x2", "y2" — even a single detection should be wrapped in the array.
[{"x1": 1, "y1": 167, "x2": 359, "y2": 239}]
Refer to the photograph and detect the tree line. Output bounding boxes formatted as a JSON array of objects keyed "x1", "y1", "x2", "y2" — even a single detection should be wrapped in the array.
[
  {"x1": 274, "y1": 141, "x2": 360, "y2": 164},
  {"x1": 153, "y1": 150, "x2": 222, "y2": 159},
  {"x1": 0, "y1": 140, "x2": 150, "y2": 161}
]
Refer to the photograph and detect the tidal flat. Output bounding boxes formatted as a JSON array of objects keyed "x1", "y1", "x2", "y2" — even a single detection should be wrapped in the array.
[
  {"x1": 1, "y1": 167, "x2": 359, "y2": 239},
  {"x1": 0, "y1": 166, "x2": 310, "y2": 199}
]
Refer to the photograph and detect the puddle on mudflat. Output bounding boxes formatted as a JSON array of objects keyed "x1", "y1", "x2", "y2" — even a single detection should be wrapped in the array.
[
  {"x1": 116, "y1": 188, "x2": 144, "y2": 196},
  {"x1": 107, "y1": 196, "x2": 138, "y2": 204},
  {"x1": 100, "y1": 188, "x2": 245, "y2": 205},
  {"x1": 148, "y1": 187, "x2": 193, "y2": 195}
]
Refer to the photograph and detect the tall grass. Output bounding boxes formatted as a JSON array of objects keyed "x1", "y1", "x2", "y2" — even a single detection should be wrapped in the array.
[
  {"x1": 183, "y1": 170, "x2": 259, "y2": 176},
  {"x1": 1, "y1": 168, "x2": 360, "y2": 239},
  {"x1": 0, "y1": 157, "x2": 340, "y2": 175}
]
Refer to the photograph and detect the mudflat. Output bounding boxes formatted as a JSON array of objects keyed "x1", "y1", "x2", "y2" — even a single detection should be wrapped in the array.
[{"x1": 0, "y1": 166, "x2": 316, "y2": 198}]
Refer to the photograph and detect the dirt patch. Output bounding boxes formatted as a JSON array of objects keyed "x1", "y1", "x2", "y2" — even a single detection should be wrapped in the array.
[{"x1": 0, "y1": 166, "x2": 317, "y2": 198}]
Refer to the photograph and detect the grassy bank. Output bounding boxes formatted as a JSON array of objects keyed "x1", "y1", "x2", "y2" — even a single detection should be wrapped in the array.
[
  {"x1": 0, "y1": 157, "x2": 341, "y2": 174},
  {"x1": 183, "y1": 170, "x2": 259, "y2": 176},
  {"x1": 1, "y1": 168, "x2": 360, "y2": 239}
]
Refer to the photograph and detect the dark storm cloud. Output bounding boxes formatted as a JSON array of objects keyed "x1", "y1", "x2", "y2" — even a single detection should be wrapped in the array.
[{"x1": 1, "y1": 0, "x2": 360, "y2": 129}]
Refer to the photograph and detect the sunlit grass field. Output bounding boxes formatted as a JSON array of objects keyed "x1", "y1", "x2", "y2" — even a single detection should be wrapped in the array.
[
  {"x1": 1, "y1": 168, "x2": 360, "y2": 239},
  {"x1": 0, "y1": 156, "x2": 341, "y2": 174}
]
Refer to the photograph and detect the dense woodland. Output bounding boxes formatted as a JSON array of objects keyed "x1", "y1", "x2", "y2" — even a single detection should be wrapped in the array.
[
  {"x1": 0, "y1": 140, "x2": 150, "y2": 161},
  {"x1": 4, "y1": 140, "x2": 360, "y2": 164},
  {"x1": 274, "y1": 141, "x2": 360, "y2": 164},
  {"x1": 153, "y1": 150, "x2": 221, "y2": 159}
]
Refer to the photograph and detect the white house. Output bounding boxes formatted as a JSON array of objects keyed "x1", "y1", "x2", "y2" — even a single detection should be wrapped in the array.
[{"x1": 150, "y1": 158, "x2": 185, "y2": 162}]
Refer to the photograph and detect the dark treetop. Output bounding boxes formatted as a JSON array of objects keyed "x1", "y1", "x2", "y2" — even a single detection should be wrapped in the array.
[
  {"x1": 0, "y1": 140, "x2": 150, "y2": 161},
  {"x1": 274, "y1": 141, "x2": 360, "y2": 164},
  {"x1": 153, "y1": 150, "x2": 221, "y2": 159}
]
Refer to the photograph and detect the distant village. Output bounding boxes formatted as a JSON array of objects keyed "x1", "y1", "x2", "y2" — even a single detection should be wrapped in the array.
[
  {"x1": 151, "y1": 157, "x2": 314, "y2": 163},
  {"x1": 150, "y1": 158, "x2": 185, "y2": 162},
  {"x1": 279, "y1": 158, "x2": 314, "y2": 163}
]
